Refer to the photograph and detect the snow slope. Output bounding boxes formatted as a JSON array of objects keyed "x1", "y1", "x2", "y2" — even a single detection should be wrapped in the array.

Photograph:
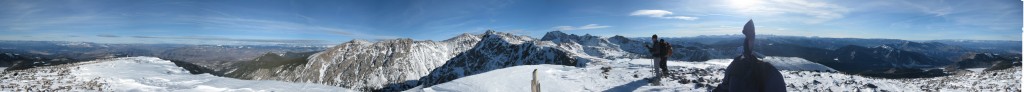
[
  {"x1": 0, "y1": 57, "x2": 353, "y2": 91},
  {"x1": 408, "y1": 57, "x2": 1020, "y2": 92},
  {"x1": 760, "y1": 56, "x2": 836, "y2": 71},
  {"x1": 416, "y1": 30, "x2": 583, "y2": 89}
]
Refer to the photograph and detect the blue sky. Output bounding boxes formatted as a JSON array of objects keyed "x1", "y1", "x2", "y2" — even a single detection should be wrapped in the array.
[{"x1": 1, "y1": 0, "x2": 1021, "y2": 45}]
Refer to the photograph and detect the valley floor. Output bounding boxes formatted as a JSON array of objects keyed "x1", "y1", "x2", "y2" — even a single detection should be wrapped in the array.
[
  {"x1": 0, "y1": 57, "x2": 353, "y2": 92},
  {"x1": 409, "y1": 58, "x2": 1021, "y2": 92}
]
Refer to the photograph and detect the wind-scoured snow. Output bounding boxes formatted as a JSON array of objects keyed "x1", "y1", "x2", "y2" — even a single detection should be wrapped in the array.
[
  {"x1": 408, "y1": 57, "x2": 1020, "y2": 92},
  {"x1": 0, "y1": 57, "x2": 353, "y2": 91}
]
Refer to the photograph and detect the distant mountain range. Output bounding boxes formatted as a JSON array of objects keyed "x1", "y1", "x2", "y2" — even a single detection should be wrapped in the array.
[
  {"x1": 0, "y1": 30, "x2": 1019, "y2": 91},
  {"x1": 0, "y1": 41, "x2": 325, "y2": 71}
]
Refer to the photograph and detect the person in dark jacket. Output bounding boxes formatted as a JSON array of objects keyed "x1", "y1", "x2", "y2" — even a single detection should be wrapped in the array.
[
  {"x1": 713, "y1": 19, "x2": 786, "y2": 92},
  {"x1": 657, "y1": 39, "x2": 672, "y2": 77},
  {"x1": 645, "y1": 35, "x2": 674, "y2": 83},
  {"x1": 645, "y1": 35, "x2": 663, "y2": 76}
]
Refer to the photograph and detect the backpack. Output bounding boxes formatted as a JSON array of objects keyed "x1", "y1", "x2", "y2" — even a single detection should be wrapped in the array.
[{"x1": 659, "y1": 40, "x2": 672, "y2": 57}]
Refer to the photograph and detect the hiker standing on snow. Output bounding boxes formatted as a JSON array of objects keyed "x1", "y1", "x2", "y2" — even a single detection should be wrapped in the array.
[
  {"x1": 644, "y1": 35, "x2": 672, "y2": 79},
  {"x1": 713, "y1": 19, "x2": 786, "y2": 92},
  {"x1": 657, "y1": 39, "x2": 671, "y2": 77}
]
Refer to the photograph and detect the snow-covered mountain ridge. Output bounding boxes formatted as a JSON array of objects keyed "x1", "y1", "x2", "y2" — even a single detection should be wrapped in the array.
[{"x1": 227, "y1": 33, "x2": 483, "y2": 91}]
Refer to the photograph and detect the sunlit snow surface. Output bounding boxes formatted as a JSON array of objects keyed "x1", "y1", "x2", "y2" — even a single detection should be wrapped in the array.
[
  {"x1": 409, "y1": 57, "x2": 1020, "y2": 92},
  {"x1": 0, "y1": 57, "x2": 353, "y2": 92}
]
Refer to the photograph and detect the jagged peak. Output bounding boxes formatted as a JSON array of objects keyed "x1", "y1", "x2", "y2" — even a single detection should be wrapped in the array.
[
  {"x1": 541, "y1": 31, "x2": 597, "y2": 40},
  {"x1": 443, "y1": 33, "x2": 482, "y2": 42},
  {"x1": 485, "y1": 30, "x2": 497, "y2": 34},
  {"x1": 541, "y1": 31, "x2": 572, "y2": 41},
  {"x1": 546, "y1": 31, "x2": 567, "y2": 36},
  {"x1": 608, "y1": 35, "x2": 632, "y2": 42},
  {"x1": 479, "y1": 30, "x2": 533, "y2": 44},
  {"x1": 458, "y1": 33, "x2": 475, "y2": 37},
  {"x1": 347, "y1": 39, "x2": 372, "y2": 44},
  {"x1": 344, "y1": 38, "x2": 415, "y2": 45},
  {"x1": 610, "y1": 35, "x2": 627, "y2": 39}
]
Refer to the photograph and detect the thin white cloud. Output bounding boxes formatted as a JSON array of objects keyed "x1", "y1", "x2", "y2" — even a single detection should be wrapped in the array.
[
  {"x1": 630, "y1": 10, "x2": 699, "y2": 20},
  {"x1": 552, "y1": 24, "x2": 611, "y2": 31}
]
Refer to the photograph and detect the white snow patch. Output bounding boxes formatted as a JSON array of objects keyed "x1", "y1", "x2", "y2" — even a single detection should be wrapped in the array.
[
  {"x1": 68, "y1": 57, "x2": 354, "y2": 91},
  {"x1": 761, "y1": 56, "x2": 836, "y2": 71},
  {"x1": 965, "y1": 68, "x2": 986, "y2": 73}
]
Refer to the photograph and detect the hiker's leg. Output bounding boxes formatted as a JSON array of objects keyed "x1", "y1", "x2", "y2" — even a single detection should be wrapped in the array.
[
  {"x1": 659, "y1": 57, "x2": 669, "y2": 76},
  {"x1": 653, "y1": 58, "x2": 662, "y2": 77}
]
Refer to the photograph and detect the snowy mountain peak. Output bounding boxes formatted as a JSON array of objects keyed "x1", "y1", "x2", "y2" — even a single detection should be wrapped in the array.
[
  {"x1": 541, "y1": 31, "x2": 577, "y2": 42},
  {"x1": 608, "y1": 35, "x2": 631, "y2": 41},
  {"x1": 346, "y1": 39, "x2": 372, "y2": 45},
  {"x1": 443, "y1": 33, "x2": 482, "y2": 43},
  {"x1": 541, "y1": 31, "x2": 605, "y2": 45},
  {"x1": 220, "y1": 34, "x2": 483, "y2": 91},
  {"x1": 542, "y1": 31, "x2": 570, "y2": 38},
  {"x1": 484, "y1": 29, "x2": 497, "y2": 34},
  {"x1": 481, "y1": 30, "x2": 534, "y2": 44}
]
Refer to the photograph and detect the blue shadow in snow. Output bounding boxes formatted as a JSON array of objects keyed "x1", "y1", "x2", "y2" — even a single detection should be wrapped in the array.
[{"x1": 603, "y1": 77, "x2": 652, "y2": 92}]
